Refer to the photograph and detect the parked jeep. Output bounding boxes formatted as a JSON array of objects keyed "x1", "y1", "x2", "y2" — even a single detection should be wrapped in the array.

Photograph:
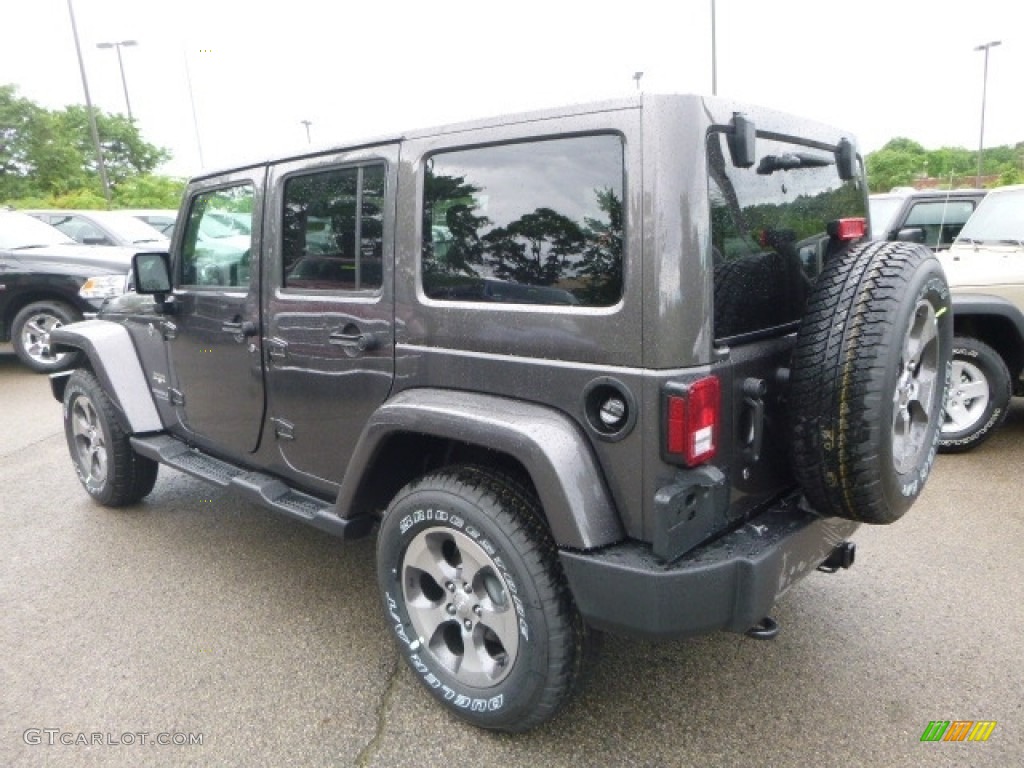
[
  {"x1": 49, "y1": 95, "x2": 952, "y2": 732},
  {"x1": 936, "y1": 184, "x2": 1024, "y2": 451}
]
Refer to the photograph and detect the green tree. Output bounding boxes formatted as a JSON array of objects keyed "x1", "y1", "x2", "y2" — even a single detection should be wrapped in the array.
[
  {"x1": 865, "y1": 138, "x2": 927, "y2": 192},
  {"x1": 1, "y1": 83, "x2": 172, "y2": 204}
]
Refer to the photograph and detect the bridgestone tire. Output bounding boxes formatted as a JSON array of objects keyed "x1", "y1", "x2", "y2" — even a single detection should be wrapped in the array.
[
  {"x1": 63, "y1": 369, "x2": 159, "y2": 506},
  {"x1": 12, "y1": 301, "x2": 83, "y2": 373},
  {"x1": 938, "y1": 336, "x2": 1012, "y2": 453},
  {"x1": 790, "y1": 241, "x2": 952, "y2": 524},
  {"x1": 376, "y1": 466, "x2": 591, "y2": 732}
]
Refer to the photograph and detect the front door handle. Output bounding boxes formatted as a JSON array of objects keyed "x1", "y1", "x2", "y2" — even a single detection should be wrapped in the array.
[{"x1": 222, "y1": 319, "x2": 259, "y2": 337}]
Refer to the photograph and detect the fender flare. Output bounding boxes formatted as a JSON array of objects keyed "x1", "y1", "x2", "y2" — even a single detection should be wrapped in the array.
[
  {"x1": 336, "y1": 388, "x2": 624, "y2": 550},
  {"x1": 951, "y1": 293, "x2": 1024, "y2": 376},
  {"x1": 48, "y1": 319, "x2": 162, "y2": 434}
]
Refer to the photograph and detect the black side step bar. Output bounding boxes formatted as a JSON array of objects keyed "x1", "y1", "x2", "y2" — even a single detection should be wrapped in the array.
[{"x1": 130, "y1": 434, "x2": 375, "y2": 540}]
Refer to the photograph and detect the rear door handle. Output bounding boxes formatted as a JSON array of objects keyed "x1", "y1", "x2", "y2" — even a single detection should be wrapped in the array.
[{"x1": 328, "y1": 331, "x2": 378, "y2": 352}]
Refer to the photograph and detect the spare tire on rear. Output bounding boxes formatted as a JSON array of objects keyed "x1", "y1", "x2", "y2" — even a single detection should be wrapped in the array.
[{"x1": 790, "y1": 241, "x2": 952, "y2": 524}]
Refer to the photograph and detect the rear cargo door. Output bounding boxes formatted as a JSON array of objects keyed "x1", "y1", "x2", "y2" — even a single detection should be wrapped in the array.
[{"x1": 707, "y1": 130, "x2": 868, "y2": 514}]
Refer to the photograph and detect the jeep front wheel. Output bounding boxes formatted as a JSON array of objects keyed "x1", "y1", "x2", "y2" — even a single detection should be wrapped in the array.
[
  {"x1": 376, "y1": 466, "x2": 590, "y2": 732},
  {"x1": 790, "y1": 241, "x2": 953, "y2": 524},
  {"x1": 938, "y1": 336, "x2": 1011, "y2": 453},
  {"x1": 63, "y1": 369, "x2": 159, "y2": 506}
]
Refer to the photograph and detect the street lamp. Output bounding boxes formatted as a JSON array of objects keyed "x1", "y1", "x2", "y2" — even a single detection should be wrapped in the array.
[
  {"x1": 96, "y1": 40, "x2": 138, "y2": 120},
  {"x1": 632, "y1": 72, "x2": 643, "y2": 91},
  {"x1": 974, "y1": 40, "x2": 1001, "y2": 187},
  {"x1": 301, "y1": 119, "x2": 313, "y2": 144},
  {"x1": 66, "y1": 0, "x2": 111, "y2": 205},
  {"x1": 710, "y1": 0, "x2": 718, "y2": 95}
]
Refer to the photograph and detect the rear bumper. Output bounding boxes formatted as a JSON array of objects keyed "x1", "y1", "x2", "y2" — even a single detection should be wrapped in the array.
[{"x1": 560, "y1": 497, "x2": 858, "y2": 639}]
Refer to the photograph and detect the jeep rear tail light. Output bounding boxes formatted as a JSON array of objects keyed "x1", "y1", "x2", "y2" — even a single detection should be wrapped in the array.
[
  {"x1": 830, "y1": 217, "x2": 867, "y2": 241},
  {"x1": 666, "y1": 376, "x2": 720, "y2": 466}
]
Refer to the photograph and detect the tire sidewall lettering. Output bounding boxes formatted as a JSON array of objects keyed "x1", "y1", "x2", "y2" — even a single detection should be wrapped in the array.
[{"x1": 381, "y1": 498, "x2": 541, "y2": 717}]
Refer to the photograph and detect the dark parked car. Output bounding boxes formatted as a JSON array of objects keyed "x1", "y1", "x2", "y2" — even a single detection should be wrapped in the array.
[
  {"x1": 869, "y1": 188, "x2": 987, "y2": 251},
  {"x1": 0, "y1": 210, "x2": 135, "y2": 371},
  {"x1": 24, "y1": 209, "x2": 169, "y2": 249}
]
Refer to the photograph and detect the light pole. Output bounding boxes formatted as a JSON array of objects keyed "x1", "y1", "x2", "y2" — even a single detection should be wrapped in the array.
[
  {"x1": 632, "y1": 72, "x2": 643, "y2": 92},
  {"x1": 301, "y1": 119, "x2": 313, "y2": 144},
  {"x1": 183, "y1": 47, "x2": 205, "y2": 169},
  {"x1": 710, "y1": 0, "x2": 718, "y2": 95},
  {"x1": 96, "y1": 39, "x2": 138, "y2": 120},
  {"x1": 974, "y1": 40, "x2": 1001, "y2": 187},
  {"x1": 66, "y1": 0, "x2": 111, "y2": 205}
]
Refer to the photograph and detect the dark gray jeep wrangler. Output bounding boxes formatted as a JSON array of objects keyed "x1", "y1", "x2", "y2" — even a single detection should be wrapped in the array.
[{"x1": 51, "y1": 94, "x2": 952, "y2": 732}]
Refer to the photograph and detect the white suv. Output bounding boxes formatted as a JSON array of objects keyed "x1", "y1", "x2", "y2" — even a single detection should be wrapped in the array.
[{"x1": 938, "y1": 184, "x2": 1024, "y2": 451}]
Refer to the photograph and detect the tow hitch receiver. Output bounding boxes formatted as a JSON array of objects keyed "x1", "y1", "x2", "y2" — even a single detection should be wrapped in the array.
[
  {"x1": 817, "y1": 541, "x2": 856, "y2": 574},
  {"x1": 746, "y1": 616, "x2": 780, "y2": 640}
]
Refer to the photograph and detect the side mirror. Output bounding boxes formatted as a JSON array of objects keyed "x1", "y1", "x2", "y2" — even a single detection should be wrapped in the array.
[
  {"x1": 896, "y1": 227, "x2": 926, "y2": 244},
  {"x1": 132, "y1": 251, "x2": 173, "y2": 311}
]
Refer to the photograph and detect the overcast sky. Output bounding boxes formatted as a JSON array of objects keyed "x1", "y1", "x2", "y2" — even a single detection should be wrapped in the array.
[{"x1": 4, "y1": 0, "x2": 1022, "y2": 178}]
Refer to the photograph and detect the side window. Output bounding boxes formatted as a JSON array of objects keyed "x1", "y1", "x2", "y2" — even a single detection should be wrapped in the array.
[
  {"x1": 903, "y1": 200, "x2": 977, "y2": 249},
  {"x1": 180, "y1": 184, "x2": 254, "y2": 288},
  {"x1": 421, "y1": 135, "x2": 624, "y2": 307},
  {"x1": 282, "y1": 165, "x2": 385, "y2": 292}
]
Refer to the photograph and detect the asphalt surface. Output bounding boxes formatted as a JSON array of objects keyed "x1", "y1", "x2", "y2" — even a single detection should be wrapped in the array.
[{"x1": 1, "y1": 343, "x2": 1021, "y2": 767}]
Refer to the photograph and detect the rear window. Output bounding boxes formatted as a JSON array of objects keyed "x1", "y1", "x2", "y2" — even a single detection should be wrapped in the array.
[{"x1": 708, "y1": 132, "x2": 867, "y2": 342}]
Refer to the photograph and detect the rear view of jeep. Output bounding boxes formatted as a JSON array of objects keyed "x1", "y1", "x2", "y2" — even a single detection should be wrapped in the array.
[{"x1": 50, "y1": 94, "x2": 952, "y2": 732}]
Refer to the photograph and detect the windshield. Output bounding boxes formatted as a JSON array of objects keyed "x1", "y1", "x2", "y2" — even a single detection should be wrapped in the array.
[
  {"x1": 868, "y1": 195, "x2": 905, "y2": 237},
  {"x1": 0, "y1": 211, "x2": 76, "y2": 249},
  {"x1": 90, "y1": 212, "x2": 169, "y2": 244},
  {"x1": 957, "y1": 188, "x2": 1024, "y2": 243}
]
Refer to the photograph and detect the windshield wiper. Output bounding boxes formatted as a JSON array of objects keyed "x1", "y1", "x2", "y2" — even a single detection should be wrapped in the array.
[
  {"x1": 757, "y1": 152, "x2": 832, "y2": 175},
  {"x1": 996, "y1": 238, "x2": 1024, "y2": 247}
]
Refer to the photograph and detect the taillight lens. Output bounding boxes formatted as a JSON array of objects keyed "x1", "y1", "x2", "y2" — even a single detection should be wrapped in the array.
[
  {"x1": 666, "y1": 376, "x2": 720, "y2": 466},
  {"x1": 830, "y1": 217, "x2": 867, "y2": 241}
]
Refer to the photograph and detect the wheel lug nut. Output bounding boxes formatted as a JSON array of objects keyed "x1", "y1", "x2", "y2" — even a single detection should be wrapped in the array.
[
  {"x1": 445, "y1": 581, "x2": 455, "y2": 592},
  {"x1": 463, "y1": 619, "x2": 473, "y2": 631},
  {"x1": 473, "y1": 605, "x2": 482, "y2": 617},
  {"x1": 446, "y1": 603, "x2": 455, "y2": 615},
  {"x1": 464, "y1": 583, "x2": 472, "y2": 594}
]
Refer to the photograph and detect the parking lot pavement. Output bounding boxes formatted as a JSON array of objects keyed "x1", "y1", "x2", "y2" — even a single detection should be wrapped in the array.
[{"x1": 1, "y1": 343, "x2": 1021, "y2": 767}]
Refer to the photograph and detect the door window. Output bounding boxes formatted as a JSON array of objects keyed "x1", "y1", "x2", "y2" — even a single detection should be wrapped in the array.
[
  {"x1": 903, "y1": 200, "x2": 977, "y2": 249},
  {"x1": 281, "y1": 165, "x2": 386, "y2": 292},
  {"x1": 180, "y1": 184, "x2": 254, "y2": 288}
]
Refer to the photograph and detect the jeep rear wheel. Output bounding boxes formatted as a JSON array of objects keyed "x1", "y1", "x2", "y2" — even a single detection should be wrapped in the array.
[
  {"x1": 376, "y1": 466, "x2": 591, "y2": 732},
  {"x1": 64, "y1": 369, "x2": 159, "y2": 506},
  {"x1": 938, "y1": 336, "x2": 1011, "y2": 453},
  {"x1": 790, "y1": 241, "x2": 952, "y2": 524}
]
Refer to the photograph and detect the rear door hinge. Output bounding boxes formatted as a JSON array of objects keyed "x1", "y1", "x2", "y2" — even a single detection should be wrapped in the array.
[
  {"x1": 267, "y1": 337, "x2": 287, "y2": 362},
  {"x1": 271, "y1": 417, "x2": 295, "y2": 441},
  {"x1": 168, "y1": 388, "x2": 185, "y2": 407}
]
